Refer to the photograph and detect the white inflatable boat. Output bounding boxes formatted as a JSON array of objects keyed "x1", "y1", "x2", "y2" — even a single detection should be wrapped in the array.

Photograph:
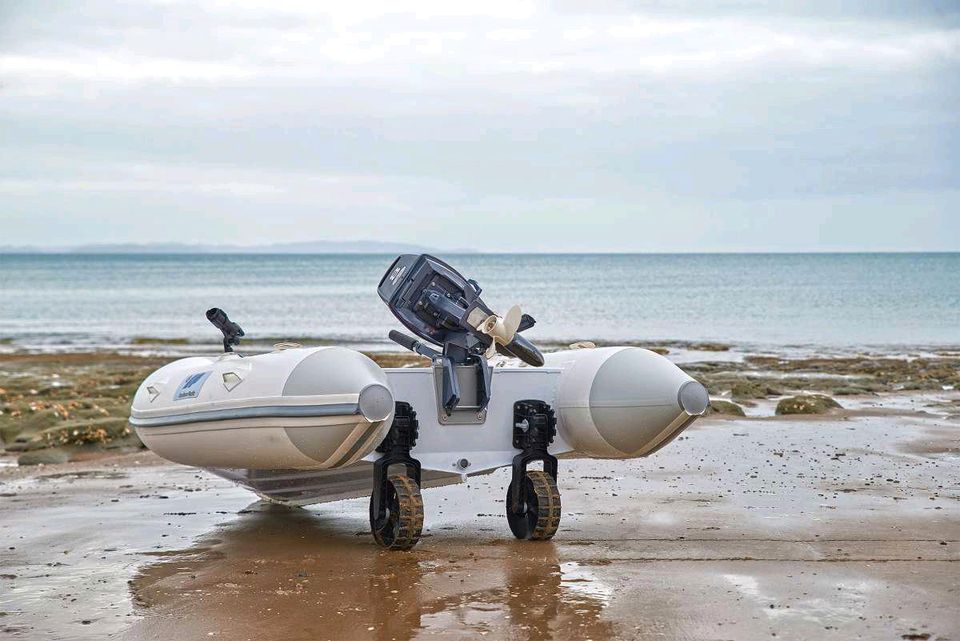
[{"x1": 130, "y1": 254, "x2": 708, "y2": 549}]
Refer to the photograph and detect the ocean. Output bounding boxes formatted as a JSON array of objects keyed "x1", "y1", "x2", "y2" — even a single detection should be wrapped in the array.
[{"x1": 0, "y1": 253, "x2": 958, "y2": 351}]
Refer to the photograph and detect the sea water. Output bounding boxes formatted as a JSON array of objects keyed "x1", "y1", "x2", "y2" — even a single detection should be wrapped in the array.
[{"x1": 0, "y1": 253, "x2": 957, "y2": 349}]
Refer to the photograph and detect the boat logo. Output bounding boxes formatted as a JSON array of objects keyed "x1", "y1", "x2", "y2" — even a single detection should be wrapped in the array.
[
  {"x1": 389, "y1": 264, "x2": 407, "y2": 285},
  {"x1": 174, "y1": 371, "x2": 212, "y2": 401}
]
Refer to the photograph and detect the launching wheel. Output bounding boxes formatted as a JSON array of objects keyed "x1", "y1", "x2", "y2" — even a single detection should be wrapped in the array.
[
  {"x1": 370, "y1": 474, "x2": 423, "y2": 550},
  {"x1": 506, "y1": 470, "x2": 561, "y2": 540},
  {"x1": 370, "y1": 402, "x2": 423, "y2": 550},
  {"x1": 507, "y1": 400, "x2": 561, "y2": 541}
]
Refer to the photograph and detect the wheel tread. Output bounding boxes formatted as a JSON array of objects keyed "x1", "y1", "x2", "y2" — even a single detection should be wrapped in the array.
[
  {"x1": 386, "y1": 474, "x2": 423, "y2": 550},
  {"x1": 526, "y1": 470, "x2": 561, "y2": 540}
]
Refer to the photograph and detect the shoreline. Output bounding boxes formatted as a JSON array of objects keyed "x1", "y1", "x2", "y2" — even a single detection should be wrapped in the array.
[{"x1": 3, "y1": 334, "x2": 958, "y2": 361}]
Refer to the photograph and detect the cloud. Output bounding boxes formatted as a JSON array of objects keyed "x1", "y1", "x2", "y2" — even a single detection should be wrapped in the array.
[
  {"x1": 0, "y1": 0, "x2": 957, "y2": 250},
  {"x1": 0, "y1": 54, "x2": 255, "y2": 84},
  {"x1": 2, "y1": 2, "x2": 957, "y2": 90}
]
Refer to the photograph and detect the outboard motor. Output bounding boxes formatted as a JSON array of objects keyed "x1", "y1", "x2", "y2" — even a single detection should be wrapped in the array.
[{"x1": 378, "y1": 254, "x2": 543, "y2": 416}]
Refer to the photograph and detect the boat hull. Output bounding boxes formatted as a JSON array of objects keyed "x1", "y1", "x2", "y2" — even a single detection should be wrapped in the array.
[
  {"x1": 129, "y1": 346, "x2": 395, "y2": 470},
  {"x1": 129, "y1": 346, "x2": 709, "y2": 502}
]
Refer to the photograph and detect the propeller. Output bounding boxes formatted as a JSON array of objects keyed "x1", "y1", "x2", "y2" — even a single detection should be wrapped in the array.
[{"x1": 479, "y1": 304, "x2": 523, "y2": 359}]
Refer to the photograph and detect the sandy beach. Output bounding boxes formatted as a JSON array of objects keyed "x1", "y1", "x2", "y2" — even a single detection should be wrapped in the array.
[{"x1": 1, "y1": 347, "x2": 958, "y2": 640}]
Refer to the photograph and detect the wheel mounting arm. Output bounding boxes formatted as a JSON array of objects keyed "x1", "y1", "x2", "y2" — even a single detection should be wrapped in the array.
[
  {"x1": 370, "y1": 402, "x2": 423, "y2": 550},
  {"x1": 507, "y1": 400, "x2": 561, "y2": 540}
]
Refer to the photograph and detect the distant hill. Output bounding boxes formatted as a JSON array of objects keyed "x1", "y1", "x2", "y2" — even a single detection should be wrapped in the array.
[{"x1": 0, "y1": 240, "x2": 472, "y2": 254}]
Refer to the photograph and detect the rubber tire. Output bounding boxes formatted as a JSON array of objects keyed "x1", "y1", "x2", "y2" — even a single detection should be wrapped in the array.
[
  {"x1": 370, "y1": 474, "x2": 424, "y2": 551},
  {"x1": 506, "y1": 470, "x2": 561, "y2": 540}
]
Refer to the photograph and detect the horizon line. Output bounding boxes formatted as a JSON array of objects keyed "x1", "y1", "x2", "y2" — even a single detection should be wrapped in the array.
[{"x1": 2, "y1": 250, "x2": 959, "y2": 256}]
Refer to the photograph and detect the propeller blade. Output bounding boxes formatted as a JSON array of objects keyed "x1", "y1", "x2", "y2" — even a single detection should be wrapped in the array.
[
  {"x1": 503, "y1": 305, "x2": 521, "y2": 337},
  {"x1": 480, "y1": 305, "x2": 522, "y2": 343},
  {"x1": 479, "y1": 304, "x2": 526, "y2": 360}
]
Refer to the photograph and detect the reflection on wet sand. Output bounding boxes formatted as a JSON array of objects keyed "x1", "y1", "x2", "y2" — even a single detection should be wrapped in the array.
[{"x1": 124, "y1": 503, "x2": 614, "y2": 641}]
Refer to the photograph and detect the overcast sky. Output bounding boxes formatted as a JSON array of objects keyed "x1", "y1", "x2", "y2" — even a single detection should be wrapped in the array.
[{"x1": 1, "y1": 1, "x2": 958, "y2": 252}]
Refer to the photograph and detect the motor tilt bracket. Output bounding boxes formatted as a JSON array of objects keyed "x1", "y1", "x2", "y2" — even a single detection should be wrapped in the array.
[
  {"x1": 510, "y1": 400, "x2": 558, "y2": 512},
  {"x1": 371, "y1": 402, "x2": 421, "y2": 523}
]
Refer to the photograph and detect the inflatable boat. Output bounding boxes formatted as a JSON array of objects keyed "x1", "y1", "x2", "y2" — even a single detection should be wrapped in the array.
[{"x1": 130, "y1": 254, "x2": 708, "y2": 549}]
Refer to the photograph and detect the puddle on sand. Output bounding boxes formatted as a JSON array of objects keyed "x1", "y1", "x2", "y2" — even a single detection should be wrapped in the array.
[{"x1": 122, "y1": 504, "x2": 616, "y2": 641}]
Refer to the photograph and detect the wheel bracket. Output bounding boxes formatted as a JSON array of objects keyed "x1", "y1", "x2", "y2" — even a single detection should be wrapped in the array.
[
  {"x1": 371, "y1": 402, "x2": 421, "y2": 527},
  {"x1": 509, "y1": 400, "x2": 558, "y2": 514}
]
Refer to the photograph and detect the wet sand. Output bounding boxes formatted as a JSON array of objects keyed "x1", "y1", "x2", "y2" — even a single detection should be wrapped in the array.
[{"x1": 1, "y1": 405, "x2": 958, "y2": 641}]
